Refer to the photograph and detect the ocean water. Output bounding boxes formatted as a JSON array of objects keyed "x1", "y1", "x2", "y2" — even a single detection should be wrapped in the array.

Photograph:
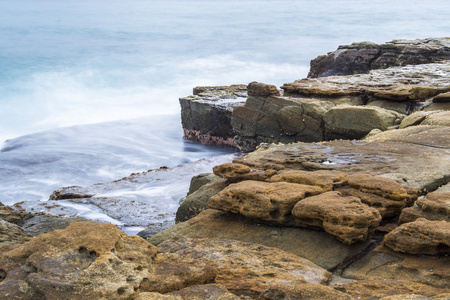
[{"x1": 1, "y1": 0, "x2": 449, "y2": 228}]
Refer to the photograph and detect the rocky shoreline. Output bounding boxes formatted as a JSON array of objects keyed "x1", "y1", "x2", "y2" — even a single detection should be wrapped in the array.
[{"x1": 0, "y1": 38, "x2": 449, "y2": 299}]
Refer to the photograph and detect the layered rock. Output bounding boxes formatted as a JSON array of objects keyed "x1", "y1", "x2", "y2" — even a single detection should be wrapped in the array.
[
  {"x1": 400, "y1": 192, "x2": 450, "y2": 223},
  {"x1": 308, "y1": 38, "x2": 450, "y2": 78},
  {"x1": 179, "y1": 85, "x2": 247, "y2": 146}
]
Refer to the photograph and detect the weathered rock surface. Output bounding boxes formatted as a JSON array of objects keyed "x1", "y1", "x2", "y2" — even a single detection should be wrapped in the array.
[
  {"x1": 257, "y1": 284, "x2": 352, "y2": 300},
  {"x1": 308, "y1": 38, "x2": 450, "y2": 78},
  {"x1": 155, "y1": 237, "x2": 331, "y2": 297},
  {"x1": 0, "y1": 222, "x2": 158, "y2": 299},
  {"x1": 179, "y1": 85, "x2": 247, "y2": 146},
  {"x1": 136, "y1": 284, "x2": 240, "y2": 300},
  {"x1": 400, "y1": 110, "x2": 450, "y2": 128},
  {"x1": 292, "y1": 191, "x2": 382, "y2": 244},
  {"x1": 209, "y1": 180, "x2": 323, "y2": 225},
  {"x1": 335, "y1": 279, "x2": 450, "y2": 299},
  {"x1": 400, "y1": 192, "x2": 450, "y2": 223},
  {"x1": 383, "y1": 218, "x2": 450, "y2": 255}
]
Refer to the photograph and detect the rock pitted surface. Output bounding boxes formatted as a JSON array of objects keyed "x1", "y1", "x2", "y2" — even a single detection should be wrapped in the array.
[
  {"x1": 308, "y1": 38, "x2": 450, "y2": 78},
  {"x1": 400, "y1": 192, "x2": 450, "y2": 223}
]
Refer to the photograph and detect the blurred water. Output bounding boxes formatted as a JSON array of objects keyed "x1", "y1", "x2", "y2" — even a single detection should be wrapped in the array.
[{"x1": 0, "y1": 0, "x2": 449, "y2": 225}]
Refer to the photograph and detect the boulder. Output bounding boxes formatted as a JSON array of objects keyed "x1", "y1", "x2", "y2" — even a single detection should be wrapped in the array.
[
  {"x1": 292, "y1": 191, "x2": 382, "y2": 244},
  {"x1": 155, "y1": 237, "x2": 331, "y2": 297},
  {"x1": 323, "y1": 105, "x2": 404, "y2": 140},
  {"x1": 208, "y1": 180, "x2": 323, "y2": 225},
  {"x1": 247, "y1": 81, "x2": 280, "y2": 97},
  {"x1": 179, "y1": 85, "x2": 247, "y2": 147},
  {"x1": 0, "y1": 222, "x2": 157, "y2": 299},
  {"x1": 187, "y1": 173, "x2": 221, "y2": 196},
  {"x1": 308, "y1": 38, "x2": 450, "y2": 78},
  {"x1": 383, "y1": 218, "x2": 450, "y2": 255},
  {"x1": 400, "y1": 111, "x2": 450, "y2": 128}
]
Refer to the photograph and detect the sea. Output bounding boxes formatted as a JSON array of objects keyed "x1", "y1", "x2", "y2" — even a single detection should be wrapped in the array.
[{"x1": 1, "y1": 0, "x2": 449, "y2": 233}]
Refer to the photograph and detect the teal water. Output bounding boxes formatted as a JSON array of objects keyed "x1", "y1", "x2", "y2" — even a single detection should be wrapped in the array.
[{"x1": 0, "y1": 0, "x2": 449, "y2": 227}]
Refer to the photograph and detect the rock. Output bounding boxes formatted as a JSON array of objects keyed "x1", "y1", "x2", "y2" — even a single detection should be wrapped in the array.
[
  {"x1": 269, "y1": 169, "x2": 346, "y2": 191},
  {"x1": 155, "y1": 237, "x2": 331, "y2": 297},
  {"x1": 292, "y1": 191, "x2": 382, "y2": 244},
  {"x1": 323, "y1": 105, "x2": 404, "y2": 140},
  {"x1": 335, "y1": 279, "x2": 450, "y2": 299},
  {"x1": 187, "y1": 173, "x2": 221, "y2": 196},
  {"x1": 21, "y1": 214, "x2": 98, "y2": 237},
  {"x1": 136, "y1": 284, "x2": 240, "y2": 300},
  {"x1": 383, "y1": 218, "x2": 450, "y2": 255},
  {"x1": 175, "y1": 178, "x2": 228, "y2": 223},
  {"x1": 335, "y1": 173, "x2": 418, "y2": 218},
  {"x1": 212, "y1": 162, "x2": 275, "y2": 182},
  {"x1": 420, "y1": 111, "x2": 450, "y2": 126},
  {"x1": 148, "y1": 209, "x2": 372, "y2": 270},
  {"x1": 399, "y1": 111, "x2": 437, "y2": 128},
  {"x1": 239, "y1": 126, "x2": 450, "y2": 192},
  {"x1": 400, "y1": 192, "x2": 450, "y2": 223},
  {"x1": 257, "y1": 284, "x2": 352, "y2": 300},
  {"x1": 247, "y1": 81, "x2": 280, "y2": 97},
  {"x1": 0, "y1": 222, "x2": 158, "y2": 299},
  {"x1": 0, "y1": 219, "x2": 28, "y2": 245},
  {"x1": 50, "y1": 186, "x2": 94, "y2": 200},
  {"x1": 433, "y1": 91, "x2": 450, "y2": 103},
  {"x1": 209, "y1": 180, "x2": 323, "y2": 225},
  {"x1": 308, "y1": 38, "x2": 450, "y2": 78},
  {"x1": 340, "y1": 244, "x2": 450, "y2": 288},
  {"x1": 179, "y1": 85, "x2": 247, "y2": 147},
  {"x1": 0, "y1": 202, "x2": 30, "y2": 225}
]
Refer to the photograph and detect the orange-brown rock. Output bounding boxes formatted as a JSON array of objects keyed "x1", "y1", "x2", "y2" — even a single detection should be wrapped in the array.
[
  {"x1": 335, "y1": 279, "x2": 450, "y2": 299},
  {"x1": 269, "y1": 169, "x2": 346, "y2": 191},
  {"x1": 136, "y1": 284, "x2": 240, "y2": 300},
  {"x1": 0, "y1": 222, "x2": 157, "y2": 299},
  {"x1": 208, "y1": 180, "x2": 323, "y2": 224},
  {"x1": 212, "y1": 163, "x2": 275, "y2": 182},
  {"x1": 258, "y1": 284, "x2": 352, "y2": 300},
  {"x1": 400, "y1": 192, "x2": 450, "y2": 223},
  {"x1": 384, "y1": 218, "x2": 450, "y2": 255},
  {"x1": 155, "y1": 237, "x2": 331, "y2": 297},
  {"x1": 292, "y1": 191, "x2": 382, "y2": 244},
  {"x1": 335, "y1": 173, "x2": 419, "y2": 217}
]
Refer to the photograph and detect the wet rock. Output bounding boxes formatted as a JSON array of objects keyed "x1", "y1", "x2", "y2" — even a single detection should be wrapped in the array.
[
  {"x1": 176, "y1": 178, "x2": 228, "y2": 223},
  {"x1": 50, "y1": 186, "x2": 94, "y2": 200},
  {"x1": 0, "y1": 222, "x2": 157, "y2": 299},
  {"x1": 308, "y1": 38, "x2": 450, "y2": 78},
  {"x1": 335, "y1": 279, "x2": 450, "y2": 299},
  {"x1": 179, "y1": 85, "x2": 247, "y2": 147},
  {"x1": 148, "y1": 209, "x2": 372, "y2": 270},
  {"x1": 323, "y1": 105, "x2": 404, "y2": 140},
  {"x1": 292, "y1": 191, "x2": 382, "y2": 244},
  {"x1": 136, "y1": 284, "x2": 240, "y2": 300},
  {"x1": 187, "y1": 173, "x2": 221, "y2": 196},
  {"x1": 209, "y1": 181, "x2": 323, "y2": 225},
  {"x1": 21, "y1": 214, "x2": 98, "y2": 237},
  {"x1": 383, "y1": 218, "x2": 450, "y2": 255},
  {"x1": 155, "y1": 237, "x2": 331, "y2": 297},
  {"x1": 269, "y1": 169, "x2": 346, "y2": 191},
  {"x1": 0, "y1": 219, "x2": 28, "y2": 246},
  {"x1": 0, "y1": 202, "x2": 30, "y2": 225},
  {"x1": 400, "y1": 192, "x2": 450, "y2": 223},
  {"x1": 258, "y1": 284, "x2": 352, "y2": 300}
]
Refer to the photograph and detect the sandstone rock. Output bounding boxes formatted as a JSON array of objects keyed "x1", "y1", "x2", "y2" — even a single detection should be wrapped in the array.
[
  {"x1": 335, "y1": 279, "x2": 450, "y2": 299},
  {"x1": 269, "y1": 169, "x2": 346, "y2": 191},
  {"x1": 239, "y1": 126, "x2": 450, "y2": 192},
  {"x1": 292, "y1": 191, "x2": 382, "y2": 244},
  {"x1": 148, "y1": 209, "x2": 372, "y2": 270},
  {"x1": 0, "y1": 219, "x2": 27, "y2": 245},
  {"x1": 176, "y1": 178, "x2": 228, "y2": 223},
  {"x1": 209, "y1": 180, "x2": 323, "y2": 225},
  {"x1": 308, "y1": 38, "x2": 450, "y2": 78},
  {"x1": 383, "y1": 218, "x2": 450, "y2": 255},
  {"x1": 0, "y1": 202, "x2": 30, "y2": 225},
  {"x1": 21, "y1": 214, "x2": 98, "y2": 237},
  {"x1": 136, "y1": 284, "x2": 240, "y2": 300},
  {"x1": 179, "y1": 85, "x2": 247, "y2": 147},
  {"x1": 257, "y1": 284, "x2": 352, "y2": 300},
  {"x1": 399, "y1": 111, "x2": 437, "y2": 129},
  {"x1": 433, "y1": 91, "x2": 450, "y2": 103},
  {"x1": 0, "y1": 222, "x2": 157, "y2": 299},
  {"x1": 187, "y1": 173, "x2": 221, "y2": 196},
  {"x1": 323, "y1": 105, "x2": 404, "y2": 139},
  {"x1": 400, "y1": 192, "x2": 450, "y2": 223},
  {"x1": 420, "y1": 111, "x2": 450, "y2": 126},
  {"x1": 156, "y1": 237, "x2": 331, "y2": 297},
  {"x1": 212, "y1": 163, "x2": 274, "y2": 182},
  {"x1": 335, "y1": 173, "x2": 418, "y2": 218},
  {"x1": 247, "y1": 81, "x2": 280, "y2": 97}
]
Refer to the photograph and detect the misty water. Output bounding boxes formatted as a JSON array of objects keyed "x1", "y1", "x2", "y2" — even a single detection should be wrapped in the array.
[{"x1": 1, "y1": 0, "x2": 449, "y2": 232}]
